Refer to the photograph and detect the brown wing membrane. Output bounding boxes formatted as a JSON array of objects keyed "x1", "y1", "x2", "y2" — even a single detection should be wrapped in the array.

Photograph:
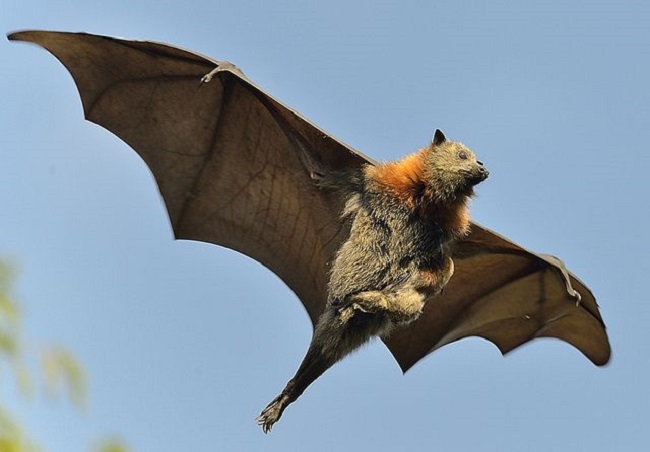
[
  {"x1": 9, "y1": 30, "x2": 610, "y2": 371},
  {"x1": 385, "y1": 224, "x2": 610, "y2": 370},
  {"x1": 8, "y1": 30, "x2": 368, "y2": 324}
]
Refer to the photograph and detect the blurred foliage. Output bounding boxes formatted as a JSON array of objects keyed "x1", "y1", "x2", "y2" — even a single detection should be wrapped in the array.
[
  {"x1": 40, "y1": 346, "x2": 86, "y2": 409},
  {"x1": 93, "y1": 439, "x2": 129, "y2": 452},
  {"x1": 0, "y1": 260, "x2": 129, "y2": 452},
  {"x1": 0, "y1": 405, "x2": 39, "y2": 452}
]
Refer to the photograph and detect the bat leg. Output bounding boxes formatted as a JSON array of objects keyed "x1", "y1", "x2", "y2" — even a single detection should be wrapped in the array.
[
  {"x1": 257, "y1": 308, "x2": 372, "y2": 432},
  {"x1": 345, "y1": 289, "x2": 425, "y2": 325},
  {"x1": 345, "y1": 290, "x2": 389, "y2": 313},
  {"x1": 256, "y1": 339, "x2": 336, "y2": 433},
  {"x1": 256, "y1": 352, "x2": 334, "y2": 433}
]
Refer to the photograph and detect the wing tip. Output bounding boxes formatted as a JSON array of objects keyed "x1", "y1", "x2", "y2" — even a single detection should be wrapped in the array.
[
  {"x1": 582, "y1": 341, "x2": 612, "y2": 367},
  {"x1": 592, "y1": 353, "x2": 611, "y2": 367},
  {"x1": 7, "y1": 30, "x2": 63, "y2": 46},
  {"x1": 7, "y1": 30, "x2": 33, "y2": 42},
  {"x1": 500, "y1": 334, "x2": 611, "y2": 367},
  {"x1": 7, "y1": 30, "x2": 104, "y2": 46}
]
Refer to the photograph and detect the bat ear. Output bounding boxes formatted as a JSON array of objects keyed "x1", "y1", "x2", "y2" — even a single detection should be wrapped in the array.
[{"x1": 432, "y1": 129, "x2": 447, "y2": 146}]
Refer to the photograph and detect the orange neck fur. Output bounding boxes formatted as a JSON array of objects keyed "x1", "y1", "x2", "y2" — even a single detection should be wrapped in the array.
[{"x1": 368, "y1": 149, "x2": 471, "y2": 238}]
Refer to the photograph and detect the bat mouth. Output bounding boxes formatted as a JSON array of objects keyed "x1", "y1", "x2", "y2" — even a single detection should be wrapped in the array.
[
  {"x1": 463, "y1": 166, "x2": 489, "y2": 187},
  {"x1": 474, "y1": 163, "x2": 489, "y2": 183},
  {"x1": 475, "y1": 167, "x2": 489, "y2": 183}
]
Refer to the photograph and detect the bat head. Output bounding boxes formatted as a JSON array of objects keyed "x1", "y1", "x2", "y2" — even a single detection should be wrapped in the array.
[{"x1": 424, "y1": 129, "x2": 489, "y2": 201}]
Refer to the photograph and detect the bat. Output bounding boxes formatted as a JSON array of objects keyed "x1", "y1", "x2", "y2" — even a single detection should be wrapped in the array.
[{"x1": 8, "y1": 30, "x2": 610, "y2": 432}]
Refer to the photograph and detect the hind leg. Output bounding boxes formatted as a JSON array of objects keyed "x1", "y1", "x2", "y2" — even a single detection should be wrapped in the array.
[
  {"x1": 257, "y1": 309, "x2": 343, "y2": 433},
  {"x1": 343, "y1": 288, "x2": 424, "y2": 325}
]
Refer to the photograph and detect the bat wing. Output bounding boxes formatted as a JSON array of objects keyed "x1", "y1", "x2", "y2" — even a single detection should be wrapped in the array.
[
  {"x1": 8, "y1": 30, "x2": 370, "y2": 324},
  {"x1": 384, "y1": 224, "x2": 611, "y2": 370},
  {"x1": 10, "y1": 31, "x2": 610, "y2": 370}
]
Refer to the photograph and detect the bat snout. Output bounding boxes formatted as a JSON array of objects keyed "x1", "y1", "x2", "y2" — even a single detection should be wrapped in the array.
[
  {"x1": 477, "y1": 164, "x2": 489, "y2": 180},
  {"x1": 471, "y1": 161, "x2": 489, "y2": 184}
]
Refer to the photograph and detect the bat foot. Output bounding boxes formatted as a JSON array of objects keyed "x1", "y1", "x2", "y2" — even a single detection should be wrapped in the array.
[
  {"x1": 336, "y1": 292, "x2": 388, "y2": 324},
  {"x1": 310, "y1": 170, "x2": 325, "y2": 181},
  {"x1": 256, "y1": 395, "x2": 288, "y2": 433},
  {"x1": 348, "y1": 291, "x2": 389, "y2": 313},
  {"x1": 338, "y1": 306, "x2": 354, "y2": 323}
]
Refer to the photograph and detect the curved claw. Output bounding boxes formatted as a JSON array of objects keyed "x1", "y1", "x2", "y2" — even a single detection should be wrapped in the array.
[
  {"x1": 256, "y1": 394, "x2": 289, "y2": 433},
  {"x1": 201, "y1": 61, "x2": 246, "y2": 85}
]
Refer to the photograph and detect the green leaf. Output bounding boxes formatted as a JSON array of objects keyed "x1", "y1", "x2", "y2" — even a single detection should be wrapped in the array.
[
  {"x1": 40, "y1": 347, "x2": 87, "y2": 409},
  {"x1": 0, "y1": 406, "x2": 40, "y2": 452},
  {"x1": 93, "y1": 438, "x2": 129, "y2": 452},
  {"x1": 0, "y1": 332, "x2": 18, "y2": 357}
]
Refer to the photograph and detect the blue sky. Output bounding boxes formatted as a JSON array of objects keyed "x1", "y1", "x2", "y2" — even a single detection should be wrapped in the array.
[{"x1": 1, "y1": 1, "x2": 648, "y2": 451}]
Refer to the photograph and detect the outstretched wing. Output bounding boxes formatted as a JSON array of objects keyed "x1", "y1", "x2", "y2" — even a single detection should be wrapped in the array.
[
  {"x1": 8, "y1": 30, "x2": 368, "y2": 324},
  {"x1": 385, "y1": 224, "x2": 610, "y2": 370},
  {"x1": 10, "y1": 30, "x2": 610, "y2": 370}
]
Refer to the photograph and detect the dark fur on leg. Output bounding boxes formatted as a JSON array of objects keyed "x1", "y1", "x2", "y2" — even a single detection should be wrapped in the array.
[{"x1": 256, "y1": 307, "x2": 384, "y2": 432}]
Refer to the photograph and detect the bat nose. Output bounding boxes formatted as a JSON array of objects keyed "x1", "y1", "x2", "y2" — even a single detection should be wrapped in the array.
[{"x1": 476, "y1": 163, "x2": 489, "y2": 180}]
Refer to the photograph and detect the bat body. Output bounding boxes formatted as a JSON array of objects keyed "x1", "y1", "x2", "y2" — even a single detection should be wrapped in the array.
[
  {"x1": 9, "y1": 31, "x2": 610, "y2": 433},
  {"x1": 258, "y1": 131, "x2": 488, "y2": 430}
]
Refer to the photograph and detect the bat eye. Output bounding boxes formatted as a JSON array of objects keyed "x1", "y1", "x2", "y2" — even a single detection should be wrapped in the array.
[{"x1": 457, "y1": 150, "x2": 469, "y2": 160}]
